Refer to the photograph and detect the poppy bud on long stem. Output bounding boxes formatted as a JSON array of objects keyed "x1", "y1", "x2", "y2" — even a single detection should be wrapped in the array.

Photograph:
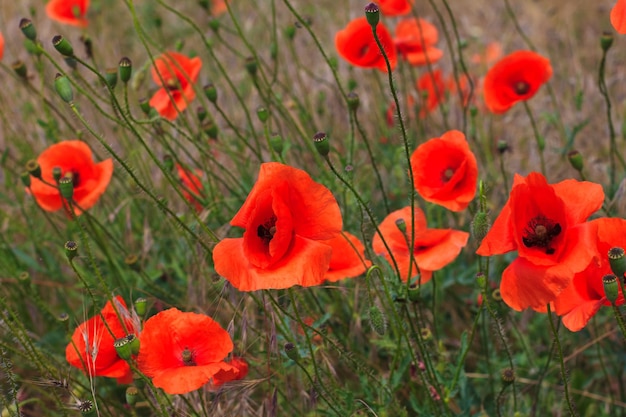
[
  {"x1": 54, "y1": 73, "x2": 73, "y2": 103},
  {"x1": 369, "y1": 305, "x2": 386, "y2": 336},
  {"x1": 313, "y1": 132, "x2": 330, "y2": 157}
]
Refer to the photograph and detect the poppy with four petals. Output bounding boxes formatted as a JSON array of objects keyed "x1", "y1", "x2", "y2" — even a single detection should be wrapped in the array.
[
  {"x1": 28, "y1": 140, "x2": 113, "y2": 215},
  {"x1": 482, "y1": 50, "x2": 552, "y2": 114},
  {"x1": 372, "y1": 206, "x2": 469, "y2": 284},
  {"x1": 149, "y1": 52, "x2": 202, "y2": 121},
  {"x1": 213, "y1": 162, "x2": 343, "y2": 291},
  {"x1": 476, "y1": 172, "x2": 604, "y2": 311},
  {"x1": 137, "y1": 308, "x2": 236, "y2": 395},
  {"x1": 394, "y1": 18, "x2": 443, "y2": 66},
  {"x1": 46, "y1": 0, "x2": 90, "y2": 27},
  {"x1": 410, "y1": 130, "x2": 478, "y2": 212},
  {"x1": 335, "y1": 17, "x2": 397, "y2": 73}
]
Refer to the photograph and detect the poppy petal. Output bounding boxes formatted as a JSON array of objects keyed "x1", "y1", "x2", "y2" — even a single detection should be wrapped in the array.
[{"x1": 611, "y1": 0, "x2": 626, "y2": 34}]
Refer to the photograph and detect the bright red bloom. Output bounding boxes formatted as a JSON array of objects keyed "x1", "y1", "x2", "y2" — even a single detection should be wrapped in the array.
[
  {"x1": 137, "y1": 308, "x2": 235, "y2": 395},
  {"x1": 149, "y1": 52, "x2": 202, "y2": 121},
  {"x1": 46, "y1": 0, "x2": 90, "y2": 27},
  {"x1": 378, "y1": 0, "x2": 412, "y2": 16},
  {"x1": 0, "y1": 32, "x2": 4, "y2": 62},
  {"x1": 372, "y1": 206, "x2": 469, "y2": 284},
  {"x1": 394, "y1": 18, "x2": 443, "y2": 66},
  {"x1": 176, "y1": 164, "x2": 204, "y2": 212},
  {"x1": 612, "y1": 0, "x2": 626, "y2": 34},
  {"x1": 335, "y1": 17, "x2": 397, "y2": 73},
  {"x1": 213, "y1": 163, "x2": 343, "y2": 291},
  {"x1": 554, "y1": 218, "x2": 626, "y2": 331},
  {"x1": 477, "y1": 173, "x2": 604, "y2": 311},
  {"x1": 211, "y1": 357, "x2": 249, "y2": 388},
  {"x1": 416, "y1": 69, "x2": 446, "y2": 118},
  {"x1": 66, "y1": 296, "x2": 137, "y2": 384},
  {"x1": 323, "y1": 232, "x2": 372, "y2": 282},
  {"x1": 210, "y1": 0, "x2": 229, "y2": 16},
  {"x1": 411, "y1": 130, "x2": 477, "y2": 212},
  {"x1": 483, "y1": 50, "x2": 552, "y2": 114},
  {"x1": 28, "y1": 140, "x2": 113, "y2": 215}
]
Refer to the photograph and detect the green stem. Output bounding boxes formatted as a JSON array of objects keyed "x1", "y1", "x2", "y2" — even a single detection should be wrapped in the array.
[{"x1": 546, "y1": 304, "x2": 577, "y2": 417}]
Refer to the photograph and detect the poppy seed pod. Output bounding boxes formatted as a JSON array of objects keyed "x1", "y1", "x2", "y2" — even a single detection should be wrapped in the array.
[
  {"x1": 134, "y1": 297, "x2": 147, "y2": 316},
  {"x1": 113, "y1": 336, "x2": 133, "y2": 360},
  {"x1": 269, "y1": 133, "x2": 284, "y2": 154},
  {"x1": 608, "y1": 247, "x2": 626, "y2": 279},
  {"x1": 104, "y1": 68, "x2": 118, "y2": 90},
  {"x1": 364, "y1": 3, "x2": 380, "y2": 28},
  {"x1": 601, "y1": 32, "x2": 614, "y2": 52},
  {"x1": 125, "y1": 387, "x2": 138, "y2": 407},
  {"x1": 65, "y1": 241, "x2": 78, "y2": 261},
  {"x1": 58, "y1": 176, "x2": 74, "y2": 200},
  {"x1": 26, "y1": 160, "x2": 41, "y2": 179},
  {"x1": 204, "y1": 83, "x2": 218, "y2": 103},
  {"x1": 284, "y1": 343, "x2": 299, "y2": 361},
  {"x1": 347, "y1": 91, "x2": 360, "y2": 111},
  {"x1": 19, "y1": 18, "x2": 37, "y2": 41},
  {"x1": 52, "y1": 35, "x2": 74, "y2": 56},
  {"x1": 119, "y1": 57, "x2": 132, "y2": 84},
  {"x1": 54, "y1": 73, "x2": 74, "y2": 103},
  {"x1": 313, "y1": 131, "x2": 330, "y2": 157},
  {"x1": 603, "y1": 274, "x2": 620, "y2": 304},
  {"x1": 12, "y1": 61, "x2": 28, "y2": 79}
]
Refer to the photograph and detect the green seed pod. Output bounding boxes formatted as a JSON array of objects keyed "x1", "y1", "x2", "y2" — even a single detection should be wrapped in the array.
[
  {"x1": 128, "y1": 334, "x2": 140, "y2": 355},
  {"x1": 369, "y1": 305, "x2": 386, "y2": 336},
  {"x1": 347, "y1": 91, "x2": 360, "y2": 112},
  {"x1": 408, "y1": 283, "x2": 420, "y2": 303},
  {"x1": 26, "y1": 160, "x2": 41, "y2": 179},
  {"x1": 138, "y1": 98, "x2": 151, "y2": 115},
  {"x1": 19, "y1": 18, "x2": 37, "y2": 41},
  {"x1": 196, "y1": 106, "x2": 207, "y2": 122},
  {"x1": 134, "y1": 297, "x2": 147, "y2": 316},
  {"x1": 567, "y1": 150, "x2": 584, "y2": 172},
  {"x1": 52, "y1": 166, "x2": 63, "y2": 182},
  {"x1": 119, "y1": 57, "x2": 132, "y2": 84},
  {"x1": 125, "y1": 387, "x2": 139, "y2": 407},
  {"x1": 284, "y1": 342, "x2": 299, "y2": 361},
  {"x1": 395, "y1": 218, "x2": 407, "y2": 234},
  {"x1": 244, "y1": 57, "x2": 257, "y2": 77},
  {"x1": 20, "y1": 172, "x2": 31, "y2": 188},
  {"x1": 497, "y1": 140, "x2": 510, "y2": 154},
  {"x1": 204, "y1": 83, "x2": 217, "y2": 103},
  {"x1": 54, "y1": 73, "x2": 74, "y2": 103},
  {"x1": 608, "y1": 247, "x2": 626, "y2": 280},
  {"x1": 284, "y1": 25, "x2": 296, "y2": 41},
  {"x1": 257, "y1": 106, "x2": 269, "y2": 123},
  {"x1": 64, "y1": 241, "x2": 78, "y2": 261},
  {"x1": 364, "y1": 2, "x2": 380, "y2": 28},
  {"x1": 601, "y1": 32, "x2": 614, "y2": 53},
  {"x1": 52, "y1": 35, "x2": 74, "y2": 56},
  {"x1": 113, "y1": 336, "x2": 133, "y2": 360},
  {"x1": 78, "y1": 399, "x2": 96, "y2": 416},
  {"x1": 208, "y1": 18, "x2": 220, "y2": 32},
  {"x1": 58, "y1": 176, "x2": 74, "y2": 200},
  {"x1": 203, "y1": 121, "x2": 218, "y2": 140},
  {"x1": 104, "y1": 68, "x2": 118, "y2": 90},
  {"x1": 12, "y1": 60, "x2": 28, "y2": 79},
  {"x1": 269, "y1": 133, "x2": 284, "y2": 155},
  {"x1": 603, "y1": 274, "x2": 620, "y2": 304},
  {"x1": 313, "y1": 131, "x2": 329, "y2": 157}
]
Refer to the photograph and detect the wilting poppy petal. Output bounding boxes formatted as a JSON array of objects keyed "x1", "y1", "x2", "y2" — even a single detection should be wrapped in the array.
[
  {"x1": 372, "y1": 206, "x2": 468, "y2": 283},
  {"x1": 483, "y1": 50, "x2": 552, "y2": 114},
  {"x1": 394, "y1": 18, "x2": 443, "y2": 66},
  {"x1": 211, "y1": 357, "x2": 249, "y2": 388},
  {"x1": 335, "y1": 17, "x2": 397, "y2": 72},
  {"x1": 66, "y1": 296, "x2": 137, "y2": 384},
  {"x1": 411, "y1": 130, "x2": 478, "y2": 212},
  {"x1": 149, "y1": 52, "x2": 202, "y2": 121},
  {"x1": 46, "y1": 0, "x2": 90, "y2": 27},
  {"x1": 612, "y1": 0, "x2": 626, "y2": 34},
  {"x1": 137, "y1": 308, "x2": 235, "y2": 395},
  {"x1": 213, "y1": 162, "x2": 343, "y2": 291},
  {"x1": 477, "y1": 172, "x2": 604, "y2": 311},
  {"x1": 323, "y1": 232, "x2": 372, "y2": 282},
  {"x1": 28, "y1": 141, "x2": 113, "y2": 215},
  {"x1": 378, "y1": 0, "x2": 412, "y2": 15}
]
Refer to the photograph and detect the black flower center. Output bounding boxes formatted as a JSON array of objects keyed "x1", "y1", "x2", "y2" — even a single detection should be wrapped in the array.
[
  {"x1": 165, "y1": 78, "x2": 180, "y2": 91},
  {"x1": 257, "y1": 216, "x2": 277, "y2": 245},
  {"x1": 514, "y1": 81, "x2": 530, "y2": 95},
  {"x1": 442, "y1": 168, "x2": 454, "y2": 182},
  {"x1": 522, "y1": 215, "x2": 561, "y2": 255},
  {"x1": 182, "y1": 347, "x2": 196, "y2": 366},
  {"x1": 63, "y1": 171, "x2": 80, "y2": 187}
]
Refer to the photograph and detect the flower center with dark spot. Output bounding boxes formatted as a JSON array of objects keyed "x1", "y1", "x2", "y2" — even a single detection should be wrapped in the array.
[
  {"x1": 64, "y1": 171, "x2": 80, "y2": 187},
  {"x1": 165, "y1": 78, "x2": 180, "y2": 91},
  {"x1": 522, "y1": 215, "x2": 561, "y2": 255},
  {"x1": 442, "y1": 168, "x2": 454, "y2": 182},
  {"x1": 514, "y1": 81, "x2": 530, "y2": 95},
  {"x1": 359, "y1": 45, "x2": 370, "y2": 57},
  {"x1": 257, "y1": 216, "x2": 277, "y2": 245},
  {"x1": 182, "y1": 347, "x2": 196, "y2": 366}
]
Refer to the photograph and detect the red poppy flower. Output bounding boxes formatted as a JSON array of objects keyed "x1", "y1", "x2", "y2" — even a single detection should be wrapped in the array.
[
  {"x1": 335, "y1": 17, "x2": 397, "y2": 73},
  {"x1": 46, "y1": 0, "x2": 90, "y2": 27},
  {"x1": 28, "y1": 140, "x2": 113, "y2": 215},
  {"x1": 476, "y1": 173, "x2": 604, "y2": 311},
  {"x1": 410, "y1": 130, "x2": 478, "y2": 212},
  {"x1": 137, "y1": 308, "x2": 235, "y2": 395},
  {"x1": 213, "y1": 162, "x2": 343, "y2": 291},
  {"x1": 471, "y1": 42, "x2": 502, "y2": 66},
  {"x1": 66, "y1": 296, "x2": 137, "y2": 384},
  {"x1": 372, "y1": 206, "x2": 469, "y2": 283},
  {"x1": 482, "y1": 50, "x2": 552, "y2": 114},
  {"x1": 323, "y1": 232, "x2": 372, "y2": 282},
  {"x1": 0, "y1": 32, "x2": 4, "y2": 62},
  {"x1": 378, "y1": 0, "x2": 412, "y2": 16},
  {"x1": 176, "y1": 164, "x2": 204, "y2": 212},
  {"x1": 211, "y1": 357, "x2": 249, "y2": 388},
  {"x1": 612, "y1": 0, "x2": 626, "y2": 34},
  {"x1": 210, "y1": 0, "x2": 229, "y2": 16},
  {"x1": 416, "y1": 69, "x2": 446, "y2": 118},
  {"x1": 149, "y1": 52, "x2": 202, "y2": 121},
  {"x1": 394, "y1": 18, "x2": 443, "y2": 66},
  {"x1": 554, "y1": 218, "x2": 626, "y2": 331}
]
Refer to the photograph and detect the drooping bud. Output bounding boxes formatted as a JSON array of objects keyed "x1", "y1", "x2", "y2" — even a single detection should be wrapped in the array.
[
  {"x1": 395, "y1": 218, "x2": 407, "y2": 234},
  {"x1": 269, "y1": 132, "x2": 284, "y2": 154},
  {"x1": 608, "y1": 247, "x2": 626, "y2": 279},
  {"x1": 603, "y1": 274, "x2": 620, "y2": 304},
  {"x1": 125, "y1": 387, "x2": 138, "y2": 407},
  {"x1": 65, "y1": 241, "x2": 78, "y2": 261},
  {"x1": 257, "y1": 106, "x2": 269, "y2": 123},
  {"x1": 26, "y1": 160, "x2": 41, "y2": 179},
  {"x1": 134, "y1": 297, "x2": 147, "y2": 316},
  {"x1": 58, "y1": 176, "x2": 74, "y2": 200},
  {"x1": 601, "y1": 32, "x2": 614, "y2": 53},
  {"x1": 104, "y1": 68, "x2": 118, "y2": 90},
  {"x1": 19, "y1": 18, "x2": 37, "y2": 41},
  {"x1": 54, "y1": 73, "x2": 74, "y2": 103},
  {"x1": 113, "y1": 335, "x2": 134, "y2": 360},
  {"x1": 347, "y1": 91, "x2": 360, "y2": 112},
  {"x1": 284, "y1": 342, "x2": 299, "y2": 361},
  {"x1": 119, "y1": 57, "x2": 132, "y2": 84},
  {"x1": 52, "y1": 35, "x2": 74, "y2": 56},
  {"x1": 471, "y1": 211, "x2": 491, "y2": 245},
  {"x1": 12, "y1": 61, "x2": 28, "y2": 79},
  {"x1": 204, "y1": 83, "x2": 217, "y2": 103},
  {"x1": 369, "y1": 305, "x2": 386, "y2": 336},
  {"x1": 567, "y1": 150, "x2": 584, "y2": 172},
  {"x1": 313, "y1": 131, "x2": 329, "y2": 157},
  {"x1": 364, "y1": 3, "x2": 380, "y2": 28}
]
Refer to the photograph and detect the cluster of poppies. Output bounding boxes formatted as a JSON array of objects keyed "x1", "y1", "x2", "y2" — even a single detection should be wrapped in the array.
[{"x1": 66, "y1": 297, "x2": 248, "y2": 394}]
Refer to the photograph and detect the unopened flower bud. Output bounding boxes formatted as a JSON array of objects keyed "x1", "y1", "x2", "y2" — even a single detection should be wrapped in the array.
[
  {"x1": 203, "y1": 121, "x2": 218, "y2": 140},
  {"x1": 197, "y1": 106, "x2": 207, "y2": 122},
  {"x1": 19, "y1": 18, "x2": 37, "y2": 41},
  {"x1": 119, "y1": 57, "x2": 132, "y2": 84},
  {"x1": 138, "y1": 98, "x2": 151, "y2": 115},
  {"x1": 284, "y1": 25, "x2": 296, "y2": 41},
  {"x1": 24, "y1": 39, "x2": 42, "y2": 56},
  {"x1": 208, "y1": 18, "x2": 220, "y2": 33},
  {"x1": 125, "y1": 387, "x2": 138, "y2": 407},
  {"x1": 284, "y1": 342, "x2": 299, "y2": 361},
  {"x1": 608, "y1": 247, "x2": 626, "y2": 280},
  {"x1": 54, "y1": 73, "x2": 74, "y2": 103},
  {"x1": 369, "y1": 305, "x2": 386, "y2": 336},
  {"x1": 364, "y1": 3, "x2": 380, "y2": 28},
  {"x1": 395, "y1": 218, "x2": 407, "y2": 234},
  {"x1": 204, "y1": 83, "x2": 217, "y2": 103},
  {"x1": 471, "y1": 211, "x2": 491, "y2": 245},
  {"x1": 163, "y1": 155, "x2": 174, "y2": 173},
  {"x1": 476, "y1": 272, "x2": 487, "y2": 289},
  {"x1": 269, "y1": 133, "x2": 283, "y2": 154},
  {"x1": 601, "y1": 32, "x2": 614, "y2": 53},
  {"x1": 567, "y1": 150, "x2": 584, "y2": 172},
  {"x1": 52, "y1": 35, "x2": 74, "y2": 56},
  {"x1": 603, "y1": 274, "x2": 620, "y2": 304},
  {"x1": 64, "y1": 241, "x2": 78, "y2": 261},
  {"x1": 12, "y1": 61, "x2": 28, "y2": 79},
  {"x1": 313, "y1": 131, "x2": 329, "y2": 157}
]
